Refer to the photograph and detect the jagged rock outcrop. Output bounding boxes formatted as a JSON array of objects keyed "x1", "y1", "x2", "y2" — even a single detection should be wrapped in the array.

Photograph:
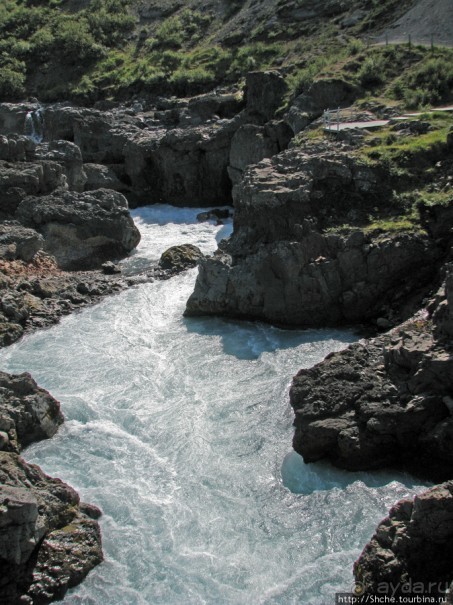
[
  {"x1": 35, "y1": 140, "x2": 86, "y2": 192},
  {"x1": 0, "y1": 223, "x2": 44, "y2": 262},
  {"x1": 123, "y1": 117, "x2": 241, "y2": 206},
  {"x1": 289, "y1": 264, "x2": 453, "y2": 476},
  {"x1": 84, "y1": 163, "x2": 128, "y2": 193},
  {"x1": 285, "y1": 78, "x2": 360, "y2": 134},
  {"x1": 40, "y1": 102, "x2": 243, "y2": 206},
  {"x1": 186, "y1": 142, "x2": 445, "y2": 326},
  {"x1": 0, "y1": 371, "x2": 63, "y2": 453},
  {"x1": 0, "y1": 453, "x2": 103, "y2": 605},
  {"x1": 354, "y1": 482, "x2": 453, "y2": 599},
  {"x1": 228, "y1": 121, "x2": 292, "y2": 190},
  {"x1": 0, "y1": 104, "x2": 39, "y2": 136},
  {"x1": 16, "y1": 188, "x2": 141, "y2": 270},
  {"x1": 0, "y1": 135, "x2": 35, "y2": 163},
  {"x1": 0, "y1": 372, "x2": 103, "y2": 604},
  {"x1": 245, "y1": 70, "x2": 288, "y2": 124},
  {"x1": 0, "y1": 159, "x2": 67, "y2": 217}
]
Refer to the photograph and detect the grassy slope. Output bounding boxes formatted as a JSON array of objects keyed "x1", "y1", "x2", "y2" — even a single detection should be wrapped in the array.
[
  {"x1": 299, "y1": 110, "x2": 453, "y2": 236},
  {"x1": 2, "y1": 0, "x2": 447, "y2": 103}
]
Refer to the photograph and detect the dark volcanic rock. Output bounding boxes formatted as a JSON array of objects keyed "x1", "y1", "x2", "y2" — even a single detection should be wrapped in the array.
[
  {"x1": 16, "y1": 188, "x2": 141, "y2": 270},
  {"x1": 35, "y1": 140, "x2": 86, "y2": 192},
  {"x1": 0, "y1": 373, "x2": 103, "y2": 604},
  {"x1": 0, "y1": 135, "x2": 35, "y2": 162},
  {"x1": 0, "y1": 371, "x2": 63, "y2": 452},
  {"x1": 0, "y1": 453, "x2": 103, "y2": 605},
  {"x1": 159, "y1": 244, "x2": 203, "y2": 273},
  {"x1": 0, "y1": 223, "x2": 44, "y2": 262},
  {"x1": 84, "y1": 163, "x2": 128, "y2": 193},
  {"x1": 286, "y1": 78, "x2": 360, "y2": 134},
  {"x1": 0, "y1": 159, "x2": 67, "y2": 217},
  {"x1": 354, "y1": 482, "x2": 453, "y2": 599},
  {"x1": 228, "y1": 121, "x2": 292, "y2": 190},
  {"x1": 124, "y1": 117, "x2": 240, "y2": 207},
  {"x1": 245, "y1": 71, "x2": 288, "y2": 123},
  {"x1": 289, "y1": 266, "x2": 453, "y2": 475},
  {"x1": 186, "y1": 143, "x2": 443, "y2": 327},
  {"x1": 0, "y1": 103, "x2": 38, "y2": 136}
]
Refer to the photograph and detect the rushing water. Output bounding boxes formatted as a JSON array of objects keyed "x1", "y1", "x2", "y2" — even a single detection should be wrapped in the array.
[{"x1": 0, "y1": 206, "x2": 427, "y2": 605}]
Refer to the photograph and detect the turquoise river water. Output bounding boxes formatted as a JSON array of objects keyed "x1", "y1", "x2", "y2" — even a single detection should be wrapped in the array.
[{"x1": 0, "y1": 205, "x2": 427, "y2": 605}]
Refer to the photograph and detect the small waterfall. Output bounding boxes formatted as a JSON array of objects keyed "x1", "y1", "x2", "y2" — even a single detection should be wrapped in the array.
[{"x1": 24, "y1": 107, "x2": 44, "y2": 143}]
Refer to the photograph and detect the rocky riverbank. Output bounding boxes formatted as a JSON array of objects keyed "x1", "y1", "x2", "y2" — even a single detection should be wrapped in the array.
[
  {"x1": 1, "y1": 74, "x2": 453, "y2": 600},
  {"x1": 290, "y1": 263, "x2": 453, "y2": 477},
  {"x1": 0, "y1": 371, "x2": 103, "y2": 604},
  {"x1": 185, "y1": 136, "x2": 453, "y2": 328}
]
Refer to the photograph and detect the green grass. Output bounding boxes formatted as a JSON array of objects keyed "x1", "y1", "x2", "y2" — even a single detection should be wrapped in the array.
[
  {"x1": 0, "y1": 0, "x2": 452, "y2": 104},
  {"x1": 362, "y1": 124, "x2": 450, "y2": 164}
]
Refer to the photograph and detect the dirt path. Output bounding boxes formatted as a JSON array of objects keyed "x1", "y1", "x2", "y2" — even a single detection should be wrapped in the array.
[{"x1": 376, "y1": 0, "x2": 453, "y2": 47}]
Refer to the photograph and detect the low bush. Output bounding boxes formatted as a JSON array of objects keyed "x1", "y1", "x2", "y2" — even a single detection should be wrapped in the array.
[{"x1": 0, "y1": 66, "x2": 26, "y2": 99}]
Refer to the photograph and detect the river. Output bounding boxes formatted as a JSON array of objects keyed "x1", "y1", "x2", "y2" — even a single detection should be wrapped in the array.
[{"x1": 0, "y1": 205, "x2": 427, "y2": 604}]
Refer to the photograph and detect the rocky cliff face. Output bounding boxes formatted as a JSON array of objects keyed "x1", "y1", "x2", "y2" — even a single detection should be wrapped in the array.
[
  {"x1": 16, "y1": 189, "x2": 141, "y2": 270},
  {"x1": 289, "y1": 264, "x2": 453, "y2": 476},
  {"x1": 354, "y1": 482, "x2": 453, "y2": 600},
  {"x1": 185, "y1": 141, "x2": 447, "y2": 326},
  {"x1": 0, "y1": 73, "x2": 290, "y2": 210},
  {"x1": 0, "y1": 372, "x2": 103, "y2": 605}
]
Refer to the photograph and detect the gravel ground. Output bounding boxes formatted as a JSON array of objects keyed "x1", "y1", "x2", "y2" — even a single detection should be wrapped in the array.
[{"x1": 376, "y1": 0, "x2": 453, "y2": 47}]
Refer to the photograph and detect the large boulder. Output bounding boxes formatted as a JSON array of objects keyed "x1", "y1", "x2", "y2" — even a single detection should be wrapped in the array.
[
  {"x1": 16, "y1": 188, "x2": 141, "y2": 270},
  {"x1": 0, "y1": 452, "x2": 103, "y2": 604},
  {"x1": 0, "y1": 373, "x2": 102, "y2": 603},
  {"x1": 159, "y1": 244, "x2": 203, "y2": 273},
  {"x1": 0, "y1": 160, "x2": 67, "y2": 216},
  {"x1": 84, "y1": 163, "x2": 128, "y2": 193},
  {"x1": 187, "y1": 91, "x2": 245, "y2": 122}
]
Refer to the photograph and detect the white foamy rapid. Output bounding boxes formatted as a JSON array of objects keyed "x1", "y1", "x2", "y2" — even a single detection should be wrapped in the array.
[{"x1": 0, "y1": 206, "x2": 427, "y2": 605}]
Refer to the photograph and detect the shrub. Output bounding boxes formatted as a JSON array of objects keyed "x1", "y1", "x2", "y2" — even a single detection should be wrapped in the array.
[
  {"x1": 347, "y1": 38, "x2": 365, "y2": 56},
  {"x1": 55, "y1": 18, "x2": 104, "y2": 62},
  {"x1": 86, "y1": 6, "x2": 135, "y2": 47},
  {"x1": 404, "y1": 57, "x2": 453, "y2": 106},
  {"x1": 0, "y1": 66, "x2": 25, "y2": 99},
  {"x1": 154, "y1": 16, "x2": 184, "y2": 49},
  {"x1": 358, "y1": 56, "x2": 385, "y2": 87},
  {"x1": 29, "y1": 26, "x2": 55, "y2": 58},
  {"x1": 169, "y1": 67, "x2": 216, "y2": 94}
]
